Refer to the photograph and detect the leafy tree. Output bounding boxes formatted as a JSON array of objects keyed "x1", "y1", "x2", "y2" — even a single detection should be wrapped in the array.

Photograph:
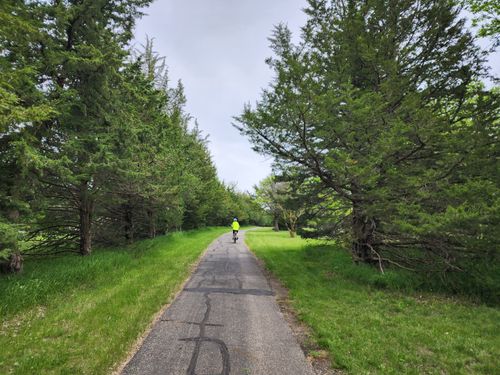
[
  {"x1": 221, "y1": 184, "x2": 271, "y2": 227},
  {"x1": 464, "y1": 0, "x2": 500, "y2": 45},
  {"x1": 237, "y1": 0, "x2": 498, "y2": 273},
  {"x1": 254, "y1": 176, "x2": 284, "y2": 231},
  {"x1": 255, "y1": 175, "x2": 305, "y2": 237}
]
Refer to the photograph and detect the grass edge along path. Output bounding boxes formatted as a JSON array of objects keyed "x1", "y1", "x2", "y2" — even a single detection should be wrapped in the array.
[
  {"x1": 0, "y1": 227, "x2": 228, "y2": 375},
  {"x1": 245, "y1": 229, "x2": 500, "y2": 375}
]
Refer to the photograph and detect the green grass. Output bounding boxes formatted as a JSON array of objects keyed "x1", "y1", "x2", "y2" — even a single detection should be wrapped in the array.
[
  {"x1": 0, "y1": 227, "x2": 228, "y2": 374},
  {"x1": 246, "y1": 229, "x2": 500, "y2": 375}
]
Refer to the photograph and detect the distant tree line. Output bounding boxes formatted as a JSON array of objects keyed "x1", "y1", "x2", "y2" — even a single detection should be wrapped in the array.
[
  {"x1": 238, "y1": 0, "x2": 499, "y2": 279},
  {"x1": 0, "y1": 0, "x2": 268, "y2": 272}
]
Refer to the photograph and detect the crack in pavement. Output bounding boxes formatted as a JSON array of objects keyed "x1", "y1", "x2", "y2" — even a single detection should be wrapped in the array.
[
  {"x1": 184, "y1": 287, "x2": 274, "y2": 296},
  {"x1": 120, "y1": 231, "x2": 314, "y2": 375},
  {"x1": 179, "y1": 247, "x2": 251, "y2": 374},
  {"x1": 160, "y1": 319, "x2": 224, "y2": 328},
  {"x1": 180, "y1": 336, "x2": 230, "y2": 375},
  {"x1": 180, "y1": 292, "x2": 230, "y2": 375}
]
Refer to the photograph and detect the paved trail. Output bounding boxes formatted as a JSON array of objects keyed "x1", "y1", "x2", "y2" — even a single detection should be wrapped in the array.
[{"x1": 122, "y1": 231, "x2": 315, "y2": 375}]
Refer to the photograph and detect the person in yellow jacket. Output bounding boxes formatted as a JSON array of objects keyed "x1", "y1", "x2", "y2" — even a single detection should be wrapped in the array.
[{"x1": 231, "y1": 217, "x2": 240, "y2": 240}]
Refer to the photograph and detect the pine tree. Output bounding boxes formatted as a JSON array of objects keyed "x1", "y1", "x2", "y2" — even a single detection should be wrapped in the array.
[
  {"x1": 26, "y1": 0, "x2": 151, "y2": 255},
  {"x1": 237, "y1": 0, "x2": 498, "y2": 273},
  {"x1": 0, "y1": 0, "x2": 55, "y2": 271}
]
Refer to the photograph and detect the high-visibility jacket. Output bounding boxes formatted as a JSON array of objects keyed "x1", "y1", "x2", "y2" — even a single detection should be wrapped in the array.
[{"x1": 231, "y1": 221, "x2": 240, "y2": 230}]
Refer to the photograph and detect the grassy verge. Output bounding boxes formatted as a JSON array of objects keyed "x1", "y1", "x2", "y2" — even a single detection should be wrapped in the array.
[
  {"x1": 246, "y1": 229, "x2": 500, "y2": 375},
  {"x1": 0, "y1": 227, "x2": 227, "y2": 374}
]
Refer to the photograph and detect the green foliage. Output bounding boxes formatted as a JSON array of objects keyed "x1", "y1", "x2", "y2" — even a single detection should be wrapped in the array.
[
  {"x1": 237, "y1": 0, "x2": 499, "y2": 276},
  {"x1": 0, "y1": 221, "x2": 17, "y2": 261},
  {"x1": 0, "y1": 227, "x2": 227, "y2": 374},
  {"x1": 221, "y1": 184, "x2": 271, "y2": 227},
  {"x1": 254, "y1": 175, "x2": 306, "y2": 236},
  {"x1": 246, "y1": 229, "x2": 500, "y2": 374},
  {"x1": 0, "y1": 1, "x2": 259, "y2": 262},
  {"x1": 464, "y1": 0, "x2": 500, "y2": 44},
  {"x1": 0, "y1": 1, "x2": 56, "y2": 133}
]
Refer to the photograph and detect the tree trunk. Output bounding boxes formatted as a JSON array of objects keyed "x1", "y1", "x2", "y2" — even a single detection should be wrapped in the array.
[
  {"x1": 79, "y1": 182, "x2": 93, "y2": 256},
  {"x1": 147, "y1": 209, "x2": 156, "y2": 238},
  {"x1": 284, "y1": 210, "x2": 298, "y2": 238},
  {"x1": 0, "y1": 253, "x2": 23, "y2": 274},
  {"x1": 123, "y1": 203, "x2": 134, "y2": 244},
  {"x1": 287, "y1": 222, "x2": 297, "y2": 237},
  {"x1": 351, "y1": 202, "x2": 376, "y2": 264},
  {"x1": 273, "y1": 214, "x2": 280, "y2": 231}
]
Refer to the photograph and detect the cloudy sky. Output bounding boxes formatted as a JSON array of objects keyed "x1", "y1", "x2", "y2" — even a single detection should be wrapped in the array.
[
  {"x1": 133, "y1": 1, "x2": 499, "y2": 192},
  {"x1": 133, "y1": 0, "x2": 308, "y2": 192}
]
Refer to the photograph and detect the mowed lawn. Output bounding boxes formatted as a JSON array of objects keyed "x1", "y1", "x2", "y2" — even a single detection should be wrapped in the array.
[
  {"x1": 0, "y1": 227, "x2": 227, "y2": 374},
  {"x1": 245, "y1": 229, "x2": 499, "y2": 375}
]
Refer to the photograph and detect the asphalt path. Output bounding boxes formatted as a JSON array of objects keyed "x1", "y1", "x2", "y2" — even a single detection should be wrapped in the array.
[{"x1": 121, "y1": 230, "x2": 315, "y2": 375}]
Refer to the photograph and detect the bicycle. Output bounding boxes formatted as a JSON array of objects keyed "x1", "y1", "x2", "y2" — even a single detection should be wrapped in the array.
[{"x1": 232, "y1": 230, "x2": 238, "y2": 243}]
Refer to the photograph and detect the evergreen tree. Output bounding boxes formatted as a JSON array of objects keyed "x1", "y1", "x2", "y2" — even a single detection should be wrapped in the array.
[
  {"x1": 22, "y1": 0, "x2": 151, "y2": 255},
  {"x1": 237, "y1": 0, "x2": 498, "y2": 273},
  {"x1": 1, "y1": 1, "x2": 268, "y2": 271},
  {"x1": 0, "y1": 0, "x2": 55, "y2": 270}
]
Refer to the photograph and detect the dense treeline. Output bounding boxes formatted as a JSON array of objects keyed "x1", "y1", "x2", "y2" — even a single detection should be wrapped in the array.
[
  {"x1": 0, "y1": 0, "x2": 267, "y2": 271},
  {"x1": 237, "y1": 0, "x2": 499, "y2": 284}
]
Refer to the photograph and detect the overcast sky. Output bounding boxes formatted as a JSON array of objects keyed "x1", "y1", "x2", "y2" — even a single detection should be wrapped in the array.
[
  {"x1": 133, "y1": 1, "x2": 499, "y2": 193},
  {"x1": 133, "y1": 0, "x2": 307, "y2": 192}
]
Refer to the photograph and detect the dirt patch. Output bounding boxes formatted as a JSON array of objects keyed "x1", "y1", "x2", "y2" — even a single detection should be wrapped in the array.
[{"x1": 248, "y1": 249, "x2": 345, "y2": 375}]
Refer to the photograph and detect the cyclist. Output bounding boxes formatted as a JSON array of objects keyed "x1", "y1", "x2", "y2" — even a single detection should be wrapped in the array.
[{"x1": 231, "y1": 217, "x2": 240, "y2": 241}]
